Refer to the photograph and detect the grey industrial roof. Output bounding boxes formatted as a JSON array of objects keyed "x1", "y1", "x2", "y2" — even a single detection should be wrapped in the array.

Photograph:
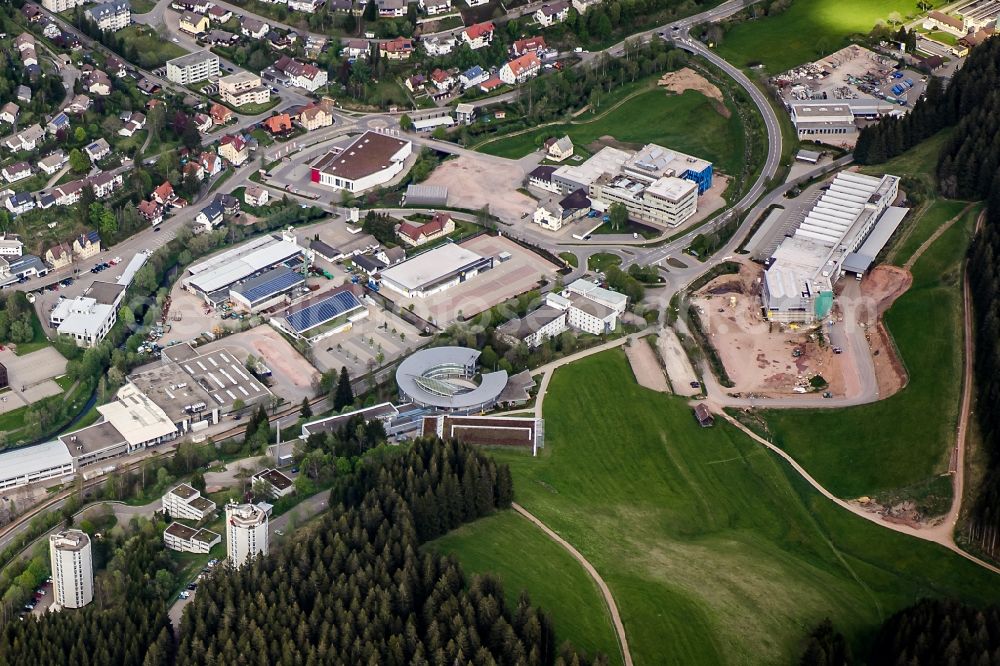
[
  {"x1": 0, "y1": 439, "x2": 74, "y2": 483},
  {"x1": 395, "y1": 346, "x2": 508, "y2": 410},
  {"x1": 498, "y1": 306, "x2": 565, "y2": 339}
]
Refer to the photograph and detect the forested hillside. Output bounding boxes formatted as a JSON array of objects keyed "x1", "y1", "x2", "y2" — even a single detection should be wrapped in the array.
[
  {"x1": 855, "y1": 38, "x2": 1000, "y2": 558},
  {"x1": 0, "y1": 522, "x2": 175, "y2": 666},
  {"x1": 176, "y1": 438, "x2": 602, "y2": 665},
  {"x1": 855, "y1": 38, "x2": 1000, "y2": 201}
]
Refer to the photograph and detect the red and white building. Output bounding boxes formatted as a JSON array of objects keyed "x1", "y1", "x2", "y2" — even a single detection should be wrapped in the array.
[
  {"x1": 499, "y1": 53, "x2": 542, "y2": 85},
  {"x1": 311, "y1": 131, "x2": 412, "y2": 194},
  {"x1": 461, "y1": 21, "x2": 494, "y2": 50}
]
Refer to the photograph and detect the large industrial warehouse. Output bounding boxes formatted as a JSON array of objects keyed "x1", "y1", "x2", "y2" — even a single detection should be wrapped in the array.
[
  {"x1": 183, "y1": 232, "x2": 306, "y2": 304},
  {"x1": 271, "y1": 286, "x2": 369, "y2": 342},
  {"x1": 761, "y1": 171, "x2": 903, "y2": 323},
  {"x1": 379, "y1": 243, "x2": 493, "y2": 299}
]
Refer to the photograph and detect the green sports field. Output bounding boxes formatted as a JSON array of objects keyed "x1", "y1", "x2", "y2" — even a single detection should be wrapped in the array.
[
  {"x1": 477, "y1": 89, "x2": 745, "y2": 177},
  {"x1": 714, "y1": 0, "x2": 943, "y2": 73},
  {"x1": 427, "y1": 510, "x2": 622, "y2": 664},
  {"x1": 485, "y1": 350, "x2": 1000, "y2": 665}
]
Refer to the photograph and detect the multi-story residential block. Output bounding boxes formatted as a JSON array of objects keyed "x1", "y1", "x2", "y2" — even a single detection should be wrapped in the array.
[
  {"x1": 219, "y1": 72, "x2": 271, "y2": 107},
  {"x1": 226, "y1": 503, "x2": 269, "y2": 569},
  {"x1": 85, "y1": 0, "x2": 131, "y2": 32},
  {"x1": 166, "y1": 51, "x2": 220, "y2": 85},
  {"x1": 49, "y1": 530, "x2": 93, "y2": 609}
]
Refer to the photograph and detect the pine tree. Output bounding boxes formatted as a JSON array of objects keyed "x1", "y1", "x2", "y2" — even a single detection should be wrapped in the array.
[
  {"x1": 334, "y1": 366, "x2": 354, "y2": 411},
  {"x1": 300, "y1": 396, "x2": 312, "y2": 420}
]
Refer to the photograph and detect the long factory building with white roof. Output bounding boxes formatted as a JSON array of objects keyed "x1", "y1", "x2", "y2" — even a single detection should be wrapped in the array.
[{"x1": 762, "y1": 171, "x2": 902, "y2": 324}]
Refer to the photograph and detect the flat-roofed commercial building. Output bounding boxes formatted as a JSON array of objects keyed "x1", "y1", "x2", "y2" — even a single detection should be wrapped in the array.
[
  {"x1": 226, "y1": 502, "x2": 269, "y2": 568},
  {"x1": 379, "y1": 243, "x2": 493, "y2": 299},
  {"x1": 50, "y1": 296, "x2": 117, "y2": 347},
  {"x1": 164, "y1": 522, "x2": 221, "y2": 554},
  {"x1": 422, "y1": 414, "x2": 544, "y2": 451},
  {"x1": 218, "y1": 71, "x2": 270, "y2": 107},
  {"x1": 162, "y1": 483, "x2": 217, "y2": 521},
  {"x1": 762, "y1": 172, "x2": 901, "y2": 323},
  {"x1": 166, "y1": 51, "x2": 220, "y2": 85},
  {"x1": 0, "y1": 439, "x2": 75, "y2": 491},
  {"x1": 552, "y1": 144, "x2": 712, "y2": 227},
  {"x1": 788, "y1": 102, "x2": 857, "y2": 142},
  {"x1": 50, "y1": 530, "x2": 93, "y2": 609},
  {"x1": 59, "y1": 383, "x2": 178, "y2": 467},
  {"x1": 183, "y1": 232, "x2": 305, "y2": 303},
  {"x1": 270, "y1": 286, "x2": 368, "y2": 342},
  {"x1": 311, "y1": 131, "x2": 412, "y2": 193},
  {"x1": 229, "y1": 265, "x2": 306, "y2": 312},
  {"x1": 130, "y1": 344, "x2": 272, "y2": 432},
  {"x1": 301, "y1": 402, "x2": 400, "y2": 438}
]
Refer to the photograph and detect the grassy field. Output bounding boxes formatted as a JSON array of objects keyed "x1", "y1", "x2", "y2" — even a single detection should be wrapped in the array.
[
  {"x1": 559, "y1": 252, "x2": 579, "y2": 268},
  {"x1": 477, "y1": 89, "x2": 745, "y2": 177},
  {"x1": 118, "y1": 25, "x2": 186, "y2": 69},
  {"x1": 714, "y1": 0, "x2": 944, "y2": 73},
  {"x1": 427, "y1": 511, "x2": 621, "y2": 664},
  {"x1": 888, "y1": 199, "x2": 974, "y2": 265},
  {"x1": 587, "y1": 252, "x2": 622, "y2": 272},
  {"x1": 487, "y1": 350, "x2": 1000, "y2": 665},
  {"x1": 761, "y1": 211, "x2": 971, "y2": 502}
]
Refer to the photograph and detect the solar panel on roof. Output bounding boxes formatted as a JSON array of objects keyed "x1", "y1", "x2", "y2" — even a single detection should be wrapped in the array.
[
  {"x1": 236, "y1": 270, "x2": 304, "y2": 304},
  {"x1": 285, "y1": 291, "x2": 362, "y2": 333}
]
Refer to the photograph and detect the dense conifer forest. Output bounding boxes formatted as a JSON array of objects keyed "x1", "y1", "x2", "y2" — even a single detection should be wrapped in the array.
[{"x1": 801, "y1": 598, "x2": 1000, "y2": 665}]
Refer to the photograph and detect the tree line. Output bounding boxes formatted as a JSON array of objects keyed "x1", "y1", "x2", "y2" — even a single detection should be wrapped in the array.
[
  {"x1": 800, "y1": 598, "x2": 1000, "y2": 665},
  {"x1": 176, "y1": 438, "x2": 600, "y2": 664}
]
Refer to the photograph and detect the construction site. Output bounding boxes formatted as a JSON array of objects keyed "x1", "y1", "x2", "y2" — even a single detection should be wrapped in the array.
[{"x1": 689, "y1": 257, "x2": 911, "y2": 400}]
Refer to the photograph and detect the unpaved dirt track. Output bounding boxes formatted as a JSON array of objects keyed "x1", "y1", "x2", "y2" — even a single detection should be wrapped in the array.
[
  {"x1": 625, "y1": 341, "x2": 670, "y2": 392},
  {"x1": 512, "y1": 503, "x2": 633, "y2": 666}
]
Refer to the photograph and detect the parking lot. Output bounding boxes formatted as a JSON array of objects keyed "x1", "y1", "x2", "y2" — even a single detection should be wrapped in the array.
[
  {"x1": 309, "y1": 300, "x2": 424, "y2": 375},
  {"x1": 195, "y1": 326, "x2": 320, "y2": 405},
  {"x1": 387, "y1": 235, "x2": 560, "y2": 327},
  {"x1": 0, "y1": 347, "x2": 68, "y2": 412}
]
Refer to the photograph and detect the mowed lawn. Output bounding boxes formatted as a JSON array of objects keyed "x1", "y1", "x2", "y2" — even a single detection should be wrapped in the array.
[
  {"x1": 488, "y1": 350, "x2": 1000, "y2": 665},
  {"x1": 762, "y1": 212, "x2": 971, "y2": 501},
  {"x1": 477, "y1": 90, "x2": 745, "y2": 176},
  {"x1": 715, "y1": 0, "x2": 942, "y2": 73},
  {"x1": 426, "y1": 510, "x2": 622, "y2": 664}
]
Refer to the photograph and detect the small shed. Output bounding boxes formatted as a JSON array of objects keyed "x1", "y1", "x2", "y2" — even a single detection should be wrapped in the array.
[{"x1": 693, "y1": 403, "x2": 714, "y2": 427}]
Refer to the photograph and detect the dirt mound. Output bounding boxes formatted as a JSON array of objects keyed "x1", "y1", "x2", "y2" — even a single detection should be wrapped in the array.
[
  {"x1": 658, "y1": 67, "x2": 730, "y2": 118},
  {"x1": 707, "y1": 281, "x2": 744, "y2": 295},
  {"x1": 860, "y1": 265, "x2": 912, "y2": 397}
]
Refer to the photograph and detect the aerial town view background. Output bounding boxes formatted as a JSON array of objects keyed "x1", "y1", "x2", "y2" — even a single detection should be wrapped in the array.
[{"x1": 1, "y1": 0, "x2": 1000, "y2": 662}]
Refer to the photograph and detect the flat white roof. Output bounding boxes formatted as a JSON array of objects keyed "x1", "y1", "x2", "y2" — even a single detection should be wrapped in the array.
[
  {"x1": 0, "y1": 439, "x2": 74, "y2": 482},
  {"x1": 118, "y1": 250, "x2": 151, "y2": 287},
  {"x1": 185, "y1": 236, "x2": 302, "y2": 294},
  {"x1": 53, "y1": 297, "x2": 115, "y2": 338},
  {"x1": 646, "y1": 176, "x2": 697, "y2": 202},
  {"x1": 553, "y1": 146, "x2": 631, "y2": 188},
  {"x1": 380, "y1": 243, "x2": 486, "y2": 292},
  {"x1": 567, "y1": 279, "x2": 628, "y2": 309},
  {"x1": 97, "y1": 383, "x2": 177, "y2": 447}
]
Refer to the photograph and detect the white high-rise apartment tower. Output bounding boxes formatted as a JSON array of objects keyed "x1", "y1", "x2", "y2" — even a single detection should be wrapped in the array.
[
  {"x1": 225, "y1": 503, "x2": 269, "y2": 569},
  {"x1": 49, "y1": 529, "x2": 94, "y2": 609}
]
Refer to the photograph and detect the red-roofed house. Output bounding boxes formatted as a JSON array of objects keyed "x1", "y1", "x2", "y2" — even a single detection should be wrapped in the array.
[
  {"x1": 210, "y1": 103, "x2": 232, "y2": 125},
  {"x1": 200, "y1": 152, "x2": 222, "y2": 177},
  {"x1": 499, "y1": 53, "x2": 542, "y2": 85},
  {"x1": 512, "y1": 36, "x2": 546, "y2": 57},
  {"x1": 479, "y1": 76, "x2": 503, "y2": 93},
  {"x1": 138, "y1": 199, "x2": 163, "y2": 225},
  {"x1": 153, "y1": 181, "x2": 175, "y2": 205},
  {"x1": 263, "y1": 113, "x2": 294, "y2": 135},
  {"x1": 397, "y1": 212, "x2": 454, "y2": 246},
  {"x1": 430, "y1": 68, "x2": 454, "y2": 91},
  {"x1": 184, "y1": 160, "x2": 205, "y2": 181},
  {"x1": 379, "y1": 37, "x2": 414, "y2": 60},
  {"x1": 219, "y1": 134, "x2": 248, "y2": 166},
  {"x1": 461, "y1": 21, "x2": 494, "y2": 50}
]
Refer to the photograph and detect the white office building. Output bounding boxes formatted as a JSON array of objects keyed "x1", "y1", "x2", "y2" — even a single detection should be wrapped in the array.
[
  {"x1": 50, "y1": 296, "x2": 117, "y2": 347},
  {"x1": 49, "y1": 530, "x2": 93, "y2": 610},
  {"x1": 226, "y1": 503, "x2": 269, "y2": 568},
  {"x1": 166, "y1": 51, "x2": 220, "y2": 85}
]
